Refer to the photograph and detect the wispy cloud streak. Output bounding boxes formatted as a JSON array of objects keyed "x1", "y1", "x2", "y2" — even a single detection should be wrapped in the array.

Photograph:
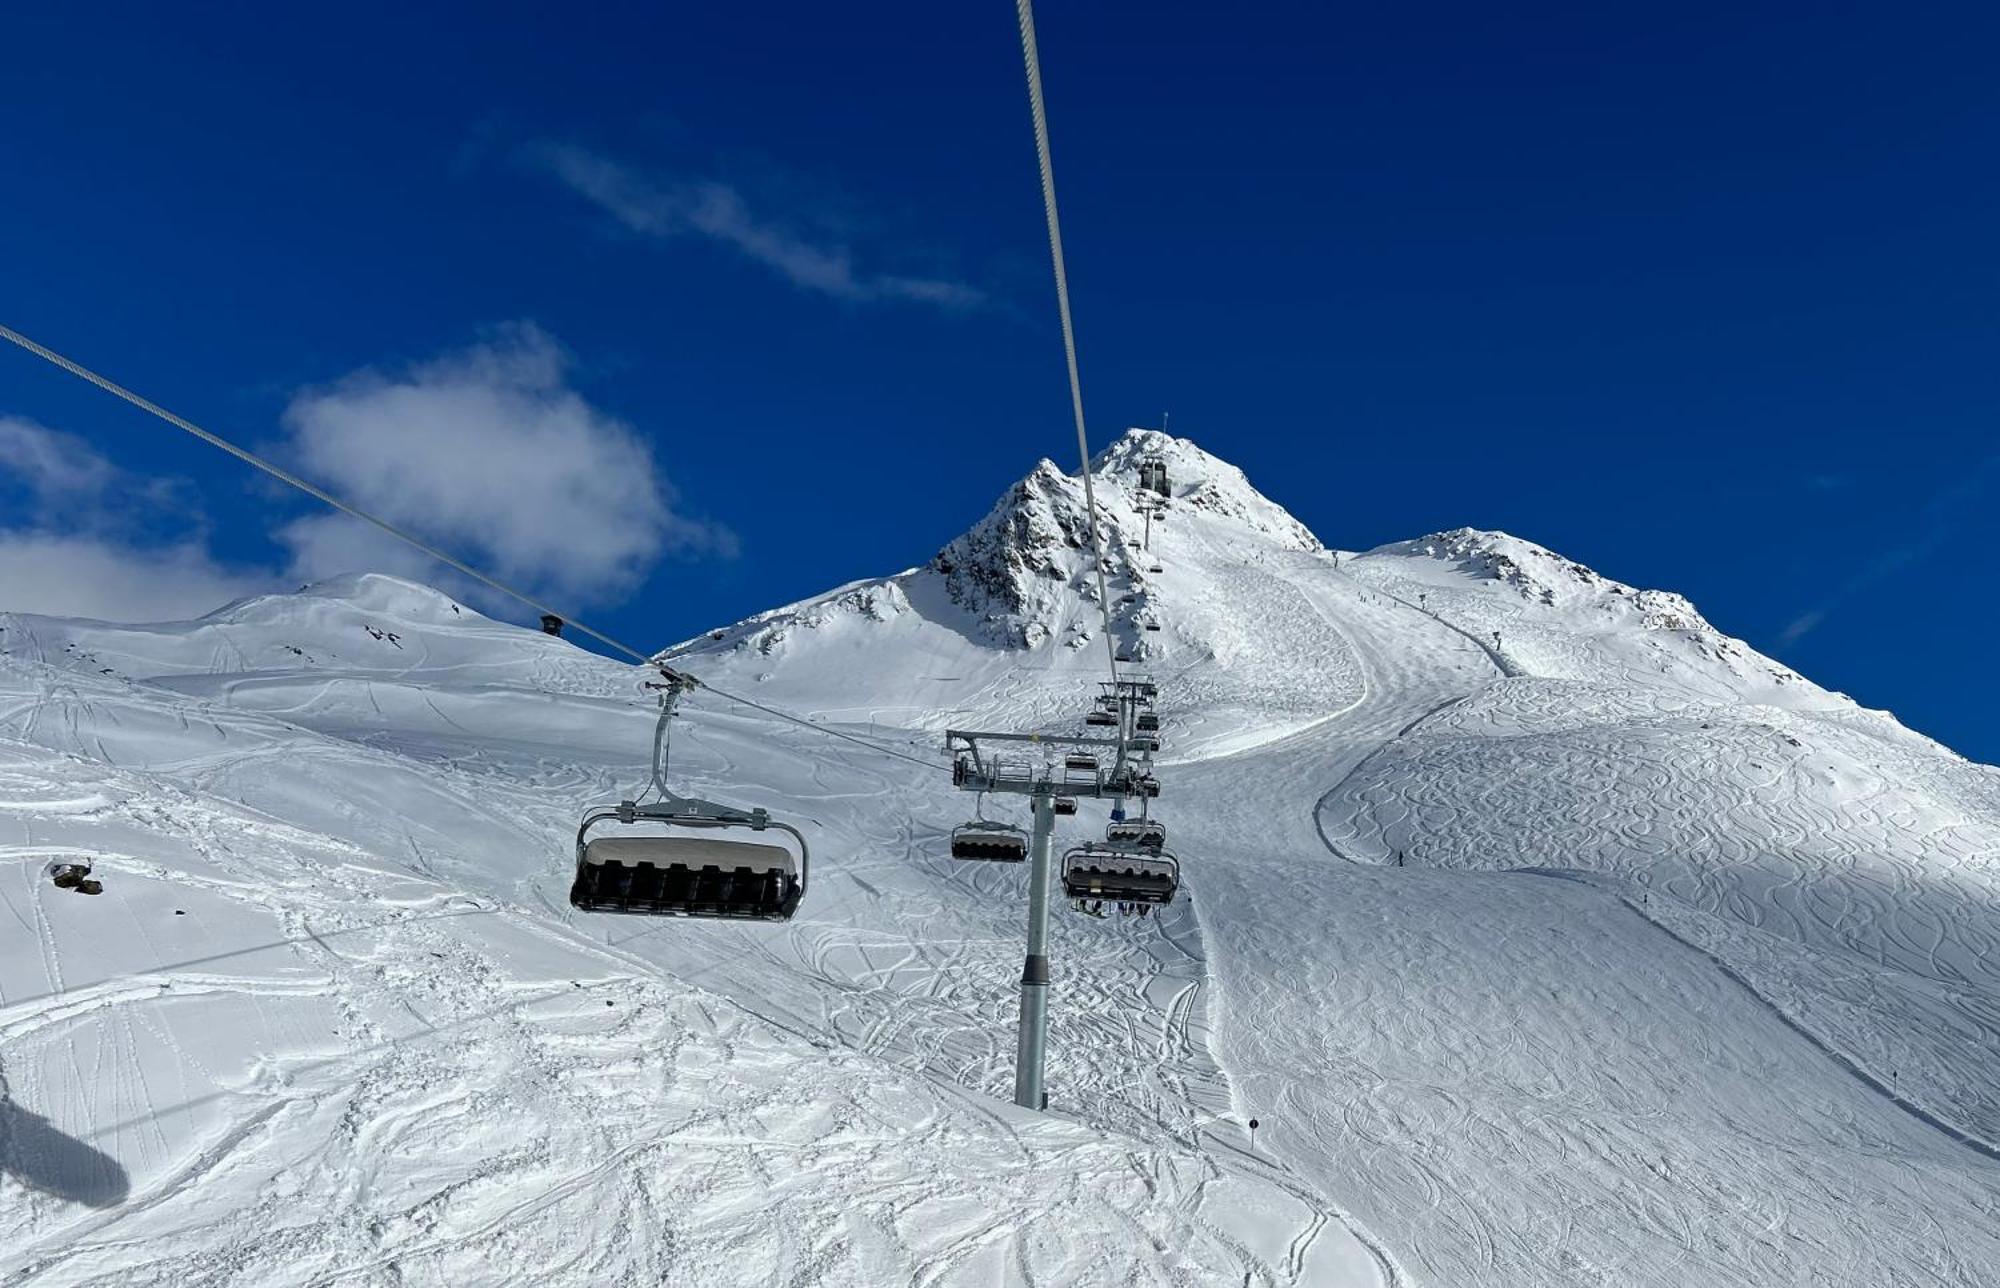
[
  {"x1": 531, "y1": 143, "x2": 983, "y2": 310},
  {"x1": 1779, "y1": 454, "x2": 2000, "y2": 646}
]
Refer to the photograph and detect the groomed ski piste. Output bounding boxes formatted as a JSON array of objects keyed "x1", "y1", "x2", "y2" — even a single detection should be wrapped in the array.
[{"x1": 4, "y1": 429, "x2": 1999, "y2": 1285}]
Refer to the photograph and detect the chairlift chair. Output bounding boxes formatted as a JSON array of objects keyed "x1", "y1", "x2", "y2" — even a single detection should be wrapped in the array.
[
  {"x1": 571, "y1": 677, "x2": 808, "y2": 921},
  {"x1": 1062, "y1": 842, "x2": 1179, "y2": 907},
  {"x1": 1105, "y1": 819, "x2": 1168, "y2": 852},
  {"x1": 1052, "y1": 797, "x2": 1078, "y2": 817},
  {"x1": 1065, "y1": 753, "x2": 1099, "y2": 772},
  {"x1": 950, "y1": 819, "x2": 1030, "y2": 862},
  {"x1": 1135, "y1": 712, "x2": 1161, "y2": 733},
  {"x1": 1143, "y1": 621, "x2": 1161, "y2": 632},
  {"x1": 1085, "y1": 709, "x2": 1118, "y2": 727},
  {"x1": 573, "y1": 807, "x2": 805, "y2": 920}
]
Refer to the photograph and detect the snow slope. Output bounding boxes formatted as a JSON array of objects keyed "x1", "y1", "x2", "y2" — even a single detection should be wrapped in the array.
[{"x1": 5, "y1": 428, "x2": 1999, "y2": 1285}]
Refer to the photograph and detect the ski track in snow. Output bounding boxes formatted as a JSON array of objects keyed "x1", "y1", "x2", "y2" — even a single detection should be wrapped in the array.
[{"x1": 4, "y1": 434, "x2": 2000, "y2": 1285}]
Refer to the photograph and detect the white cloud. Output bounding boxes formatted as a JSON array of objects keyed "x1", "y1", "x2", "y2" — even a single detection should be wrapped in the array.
[
  {"x1": 0, "y1": 533, "x2": 266, "y2": 622},
  {"x1": 0, "y1": 416, "x2": 118, "y2": 499},
  {"x1": 0, "y1": 326, "x2": 714, "y2": 625},
  {"x1": 275, "y1": 324, "x2": 731, "y2": 606},
  {"x1": 0, "y1": 418, "x2": 269, "y2": 621},
  {"x1": 533, "y1": 144, "x2": 983, "y2": 310}
]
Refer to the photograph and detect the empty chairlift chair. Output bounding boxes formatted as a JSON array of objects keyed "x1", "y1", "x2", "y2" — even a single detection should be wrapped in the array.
[
  {"x1": 1062, "y1": 842, "x2": 1179, "y2": 909},
  {"x1": 1052, "y1": 797, "x2": 1078, "y2": 816},
  {"x1": 573, "y1": 805, "x2": 805, "y2": 920},
  {"x1": 1085, "y1": 709, "x2": 1118, "y2": 727},
  {"x1": 570, "y1": 674, "x2": 809, "y2": 922},
  {"x1": 951, "y1": 820, "x2": 1030, "y2": 862},
  {"x1": 1135, "y1": 712, "x2": 1160, "y2": 733},
  {"x1": 1138, "y1": 457, "x2": 1171, "y2": 497},
  {"x1": 1105, "y1": 819, "x2": 1167, "y2": 853}
]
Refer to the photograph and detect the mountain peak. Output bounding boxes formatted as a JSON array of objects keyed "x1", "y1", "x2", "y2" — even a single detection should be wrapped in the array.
[{"x1": 924, "y1": 431, "x2": 1320, "y2": 645}]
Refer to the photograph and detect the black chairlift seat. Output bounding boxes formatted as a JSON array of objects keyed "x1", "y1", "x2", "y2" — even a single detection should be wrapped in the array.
[
  {"x1": 1143, "y1": 621, "x2": 1161, "y2": 632},
  {"x1": 1135, "y1": 712, "x2": 1161, "y2": 732},
  {"x1": 1062, "y1": 843, "x2": 1179, "y2": 906},
  {"x1": 1130, "y1": 734, "x2": 1161, "y2": 754},
  {"x1": 1105, "y1": 819, "x2": 1167, "y2": 852},
  {"x1": 1085, "y1": 710, "x2": 1118, "y2": 727},
  {"x1": 951, "y1": 820, "x2": 1029, "y2": 862},
  {"x1": 1052, "y1": 797, "x2": 1078, "y2": 816},
  {"x1": 572, "y1": 812, "x2": 805, "y2": 921},
  {"x1": 1065, "y1": 753, "x2": 1099, "y2": 772}
]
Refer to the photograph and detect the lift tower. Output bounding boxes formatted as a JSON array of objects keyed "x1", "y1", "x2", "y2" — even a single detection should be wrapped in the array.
[{"x1": 946, "y1": 684, "x2": 1161, "y2": 1109}]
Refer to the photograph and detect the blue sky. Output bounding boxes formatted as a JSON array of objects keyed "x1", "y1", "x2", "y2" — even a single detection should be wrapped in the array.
[{"x1": 1, "y1": 3, "x2": 1996, "y2": 760}]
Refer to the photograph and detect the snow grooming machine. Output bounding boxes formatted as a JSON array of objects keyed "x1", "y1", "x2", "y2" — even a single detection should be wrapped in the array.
[
  {"x1": 571, "y1": 671, "x2": 807, "y2": 921},
  {"x1": 1062, "y1": 841, "x2": 1179, "y2": 912}
]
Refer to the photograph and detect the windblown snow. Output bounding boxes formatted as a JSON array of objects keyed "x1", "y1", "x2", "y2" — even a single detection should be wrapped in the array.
[{"x1": 4, "y1": 428, "x2": 1998, "y2": 1285}]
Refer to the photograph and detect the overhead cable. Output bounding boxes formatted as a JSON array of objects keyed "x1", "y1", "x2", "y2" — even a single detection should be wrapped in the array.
[{"x1": 1014, "y1": 0, "x2": 1122, "y2": 686}]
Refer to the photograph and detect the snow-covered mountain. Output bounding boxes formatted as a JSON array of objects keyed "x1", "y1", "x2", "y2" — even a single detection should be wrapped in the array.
[{"x1": 5, "y1": 430, "x2": 1999, "y2": 1286}]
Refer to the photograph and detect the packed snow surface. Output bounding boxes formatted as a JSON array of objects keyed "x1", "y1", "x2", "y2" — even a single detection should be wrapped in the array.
[{"x1": 4, "y1": 428, "x2": 1999, "y2": 1285}]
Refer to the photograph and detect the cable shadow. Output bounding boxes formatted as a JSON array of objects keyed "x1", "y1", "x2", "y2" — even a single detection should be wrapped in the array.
[
  {"x1": 0, "y1": 906, "x2": 497, "y2": 1013},
  {"x1": 1, "y1": 1087, "x2": 130, "y2": 1209}
]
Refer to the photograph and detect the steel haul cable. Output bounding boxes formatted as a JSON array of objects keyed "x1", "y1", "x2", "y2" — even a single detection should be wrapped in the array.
[
  {"x1": 1015, "y1": 0, "x2": 1122, "y2": 687},
  {"x1": 0, "y1": 321, "x2": 942, "y2": 775}
]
